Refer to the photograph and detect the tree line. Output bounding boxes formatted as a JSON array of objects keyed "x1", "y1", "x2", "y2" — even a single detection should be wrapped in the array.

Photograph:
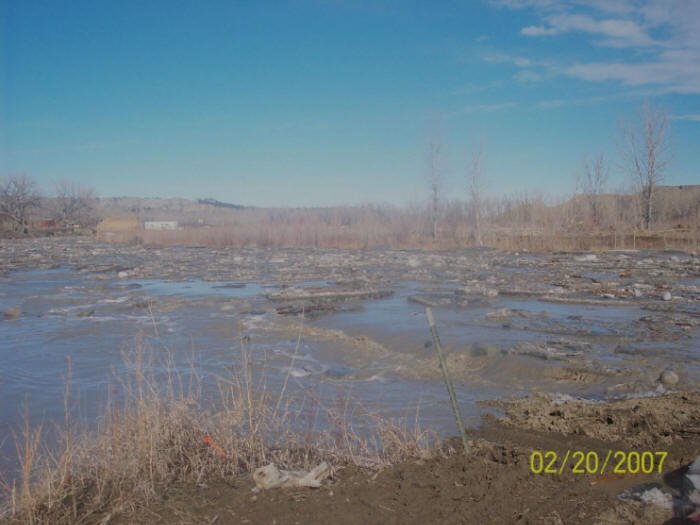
[
  {"x1": 0, "y1": 175, "x2": 97, "y2": 234},
  {"x1": 426, "y1": 101, "x2": 678, "y2": 243},
  {"x1": 4, "y1": 102, "x2": 697, "y2": 250}
]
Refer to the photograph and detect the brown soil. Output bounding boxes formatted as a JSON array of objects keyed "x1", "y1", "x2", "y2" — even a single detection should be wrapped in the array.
[
  {"x1": 491, "y1": 391, "x2": 700, "y2": 447},
  {"x1": 111, "y1": 392, "x2": 700, "y2": 525}
]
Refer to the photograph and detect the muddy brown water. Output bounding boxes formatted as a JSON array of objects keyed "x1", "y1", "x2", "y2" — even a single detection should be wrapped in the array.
[{"x1": 1, "y1": 241, "x2": 699, "y2": 482}]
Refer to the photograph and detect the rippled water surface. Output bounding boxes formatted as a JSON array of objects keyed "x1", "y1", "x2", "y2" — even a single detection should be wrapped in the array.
[{"x1": 2, "y1": 257, "x2": 699, "y2": 478}]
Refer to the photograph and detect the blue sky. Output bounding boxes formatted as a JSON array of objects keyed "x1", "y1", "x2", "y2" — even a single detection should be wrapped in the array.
[{"x1": 1, "y1": 0, "x2": 698, "y2": 207}]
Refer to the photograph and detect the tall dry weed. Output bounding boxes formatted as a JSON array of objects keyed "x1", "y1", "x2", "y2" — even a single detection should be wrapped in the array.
[{"x1": 1, "y1": 329, "x2": 433, "y2": 524}]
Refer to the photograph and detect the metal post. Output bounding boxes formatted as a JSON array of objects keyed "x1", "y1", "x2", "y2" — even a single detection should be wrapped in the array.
[{"x1": 425, "y1": 307, "x2": 469, "y2": 454}]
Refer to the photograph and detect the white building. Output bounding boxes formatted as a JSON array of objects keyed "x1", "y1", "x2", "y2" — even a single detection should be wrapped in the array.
[{"x1": 144, "y1": 221, "x2": 179, "y2": 231}]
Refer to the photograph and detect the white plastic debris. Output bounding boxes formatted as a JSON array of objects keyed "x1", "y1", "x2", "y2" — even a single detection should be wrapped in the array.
[
  {"x1": 640, "y1": 488, "x2": 673, "y2": 509},
  {"x1": 253, "y1": 462, "x2": 331, "y2": 490}
]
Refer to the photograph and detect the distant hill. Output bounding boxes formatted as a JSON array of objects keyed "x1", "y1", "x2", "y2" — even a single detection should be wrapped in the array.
[
  {"x1": 196, "y1": 198, "x2": 246, "y2": 210},
  {"x1": 98, "y1": 197, "x2": 195, "y2": 214},
  {"x1": 95, "y1": 196, "x2": 249, "y2": 226}
]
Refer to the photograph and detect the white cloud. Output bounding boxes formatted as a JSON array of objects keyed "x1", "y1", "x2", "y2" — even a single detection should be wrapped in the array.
[
  {"x1": 521, "y1": 13, "x2": 656, "y2": 47},
  {"x1": 565, "y1": 62, "x2": 659, "y2": 84},
  {"x1": 493, "y1": 0, "x2": 700, "y2": 94},
  {"x1": 521, "y1": 25, "x2": 559, "y2": 36},
  {"x1": 564, "y1": 55, "x2": 700, "y2": 94}
]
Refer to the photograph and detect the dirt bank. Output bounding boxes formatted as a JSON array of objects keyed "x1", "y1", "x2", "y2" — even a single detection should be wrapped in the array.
[{"x1": 109, "y1": 391, "x2": 700, "y2": 525}]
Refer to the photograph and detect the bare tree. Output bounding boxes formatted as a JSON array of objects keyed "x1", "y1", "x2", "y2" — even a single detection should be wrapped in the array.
[
  {"x1": 619, "y1": 102, "x2": 671, "y2": 230},
  {"x1": 53, "y1": 181, "x2": 97, "y2": 226},
  {"x1": 0, "y1": 174, "x2": 42, "y2": 233},
  {"x1": 580, "y1": 152, "x2": 608, "y2": 227},
  {"x1": 428, "y1": 126, "x2": 443, "y2": 242},
  {"x1": 468, "y1": 144, "x2": 484, "y2": 246}
]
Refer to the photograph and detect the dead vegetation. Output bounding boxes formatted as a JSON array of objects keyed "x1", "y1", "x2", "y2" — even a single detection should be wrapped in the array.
[
  {"x1": 0, "y1": 333, "x2": 432, "y2": 524},
  {"x1": 490, "y1": 391, "x2": 700, "y2": 448},
  {"x1": 91, "y1": 191, "x2": 700, "y2": 252}
]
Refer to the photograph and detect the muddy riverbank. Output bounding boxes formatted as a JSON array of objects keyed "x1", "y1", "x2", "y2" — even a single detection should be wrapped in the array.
[{"x1": 107, "y1": 391, "x2": 700, "y2": 525}]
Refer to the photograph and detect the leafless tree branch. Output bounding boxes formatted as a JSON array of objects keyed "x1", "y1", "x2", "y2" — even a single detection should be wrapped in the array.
[
  {"x1": 468, "y1": 143, "x2": 484, "y2": 246},
  {"x1": 0, "y1": 174, "x2": 42, "y2": 233},
  {"x1": 53, "y1": 181, "x2": 97, "y2": 226},
  {"x1": 619, "y1": 102, "x2": 672, "y2": 230}
]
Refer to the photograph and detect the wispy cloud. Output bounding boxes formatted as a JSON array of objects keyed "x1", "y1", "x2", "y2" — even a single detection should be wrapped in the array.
[
  {"x1": 492, "y1": 0, "x2": 700, "y2": 94},
  {"x1": 535, "y1": 89, "x2": 651, "y2": 110},
  {"x1": 514, "y1": 70, "x2": 543, "y2": 83},
  {"x1": 521, "y1": 13, "x2": 656, "y2": 47},
  {"x1": 480, "y1": 50, "x2": 553, "y2": 86},
  {"x1": 670, "y1": 114, "x2": 700, "y2": 122},
  {"x1": 564, "y1": 54, "x2": 700, "y2": 94},
  {"x1": 481, "y1": 51, "x2": 533, "y2": 67}
]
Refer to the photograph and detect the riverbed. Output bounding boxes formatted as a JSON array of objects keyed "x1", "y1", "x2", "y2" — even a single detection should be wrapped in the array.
[{"x1": 1, "y1": 238, "x2": 699, "y2": 478}]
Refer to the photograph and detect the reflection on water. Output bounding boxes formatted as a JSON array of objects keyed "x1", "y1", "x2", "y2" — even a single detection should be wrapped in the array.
[{"x1": 133, "y1": 279, "x2": 267, "y2": 298}]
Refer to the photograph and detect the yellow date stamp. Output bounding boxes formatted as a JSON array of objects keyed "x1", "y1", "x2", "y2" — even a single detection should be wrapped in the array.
[{"x1": 530, "y1": 450, "x2": 668, "y2": 475}]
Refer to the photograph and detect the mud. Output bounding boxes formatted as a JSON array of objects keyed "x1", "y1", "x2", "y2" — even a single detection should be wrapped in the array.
[
  {"x1": 489, "y1": 391, "x2": 700, "y2": 448},
  {"x1": 115, "y1": 391, "x2": 700, "y2": 525}
]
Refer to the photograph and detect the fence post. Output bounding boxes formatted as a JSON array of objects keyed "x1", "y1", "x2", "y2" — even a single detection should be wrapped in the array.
[{"x1": 425, "y1": 307, "x2": 469, "y2": 454}]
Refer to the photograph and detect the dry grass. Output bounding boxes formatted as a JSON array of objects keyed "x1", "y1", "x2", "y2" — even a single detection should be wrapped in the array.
[
  {"x1": 0, "y1": 332, "x2": 433, "y2": 524},
  {"x1": 99, "y1": 222, "x2": 700, "y2": 253},
  {"x1": 92, "y1": 197, "x2": 700, "y2": 252}
]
